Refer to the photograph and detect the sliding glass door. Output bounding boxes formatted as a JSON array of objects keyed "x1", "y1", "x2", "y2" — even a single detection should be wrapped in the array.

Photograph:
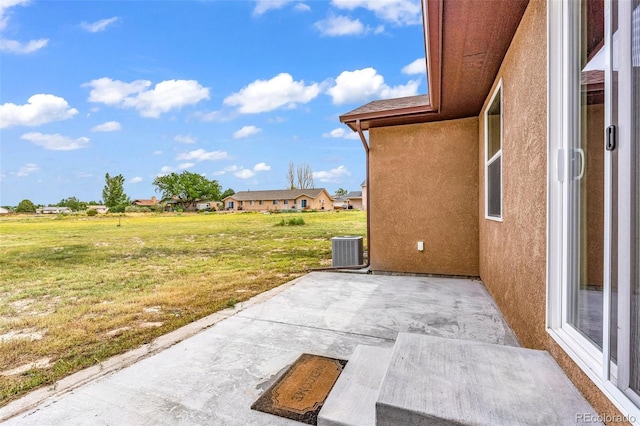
[
  {"x1": 549, "y1": 0, "x2": 640, "y2": 419},
  {"x1": 567, "y1": 0, "x2": 608, "y2": 351}
]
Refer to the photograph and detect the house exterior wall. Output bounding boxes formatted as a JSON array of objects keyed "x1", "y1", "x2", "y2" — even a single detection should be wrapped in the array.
[
  {"x1": 369, "y1": 117, "x2": 479, "y2": 276},
  {"x1": 347, "y1": 199, "x2": 363, "y2": 210},
  {"x1": 296, "y1": 192, "x2": 333, "y2": 211},
  {"x1": 224, "y1": 191, "x2": 333, "y2": 212},
  {"x1": 478, "y1": 0, "x2": 623, "y2": 419}
]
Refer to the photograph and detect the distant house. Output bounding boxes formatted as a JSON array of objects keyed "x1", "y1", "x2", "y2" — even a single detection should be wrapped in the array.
[
  {"x1": 222, "y1": 188, "x2": 333, "y2": 212},
  {"x1": 332, "y1": 195, "x2": 348, "y2": 210},
  {"x1": 131, "y1": 196, "x2": 159, "y2": 207},
  {"x1": 333, "y1": 188, "x2": 364, "y2": 210},
  {"x1": 37, "y1": 207, "x2": 71, "y2": 214},
  {"x1": 196, "y1": 201, "x2": 222, "y2": 211},
  {"x1": 87, "y1": 205, "x2": 109, "y2": 214},
  {"x1": 345, "y1": 191, "x2": 363, "y2": 210},
  {"x1": 0, "y1": 207, "x2": 9, "y2": 215}
]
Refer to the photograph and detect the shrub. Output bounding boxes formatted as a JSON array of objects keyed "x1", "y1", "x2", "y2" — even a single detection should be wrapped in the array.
[
  {"x1": 125, "y1": 206, "x2": 151, "y2": 213},
  {"x1": 86, "y1": 209, "x2": 98, "y2": 217},
  {"x1": 274, "y1": 217, "x2": 305, "y2": 227}
]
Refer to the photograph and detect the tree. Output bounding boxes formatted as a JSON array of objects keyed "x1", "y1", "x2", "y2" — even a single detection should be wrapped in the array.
[
  {"x1": 286, "y1": 162, "x2": 296, "y2": 189},
  {"x1": 221, "y1": 188, "x2": 236, "y2": 199},
  {"x1": 102, "y1": 173, "x2": 129, "y2": 211},
  {"x1": 297, "y1": 163, "x2": 314, "y2": 189},
  {"x1": 334, "y1": 188, "x2": 348, "y2": 196},
  {"x1": 152, "y1": 171, "x2": 222, "y2": 211},
  {"x1": 56, "y1": 196, "x2": 87, "y2": 211},
  {"x1": 15, "y1": 199, "x2": 36, "y2": 213},
  {"x1": 286, "y1": 162, "x2": 315, "y2": 189}
]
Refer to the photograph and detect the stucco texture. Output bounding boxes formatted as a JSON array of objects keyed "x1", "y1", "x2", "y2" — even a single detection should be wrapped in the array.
[
  {"x1": 478, "y1": 0, "x2": 548, "y2": 352},
  {"x1": 478, "y1": 0, "x2": 625, "y2": 421},
  {"x1": 369, "y1": 117, "x2": 479, "y2": 276}
]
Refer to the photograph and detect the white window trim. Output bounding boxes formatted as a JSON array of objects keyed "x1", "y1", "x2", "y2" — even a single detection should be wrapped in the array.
[
  {"x1": 547, "y1": 1, "x2": 640, "y2": 423},
  {"x1": 484, "y1": 79, "x2": 504, "y2": 221}
]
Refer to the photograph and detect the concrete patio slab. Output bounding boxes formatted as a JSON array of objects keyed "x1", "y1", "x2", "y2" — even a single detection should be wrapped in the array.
[{"x1": 1, "y1": 272, "x2": 521, "y2": 425}]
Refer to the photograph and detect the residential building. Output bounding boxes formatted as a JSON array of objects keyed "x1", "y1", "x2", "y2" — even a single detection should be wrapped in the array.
[
  {"x1": 222, "y1": 189, "x2": 333, "y2": 212},
  {"x1": 131, "y1": 196, "x2": 159, "y2": 207},
  {"x1": 36, "y1": 207, "x2": 72, "y2": 214},
  {"x1": 339, "y1": 0, "x2": 640, "y2": 422},
  {"x1": 87, "y1": 205, "x2": 109, "y2": 214}
]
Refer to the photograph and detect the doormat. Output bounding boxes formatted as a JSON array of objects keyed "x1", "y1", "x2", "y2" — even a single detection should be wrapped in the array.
[{"x1": 251, "y1": 353, "x2": 347, "y2": 425}]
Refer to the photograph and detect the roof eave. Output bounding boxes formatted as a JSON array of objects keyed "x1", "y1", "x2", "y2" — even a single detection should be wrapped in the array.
[{"x1": 340, "y1": 104, "x2": 436, "y2": 131}]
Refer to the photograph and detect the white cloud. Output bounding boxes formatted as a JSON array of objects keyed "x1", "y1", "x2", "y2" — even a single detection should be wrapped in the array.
[
  {"x1": 178, "y1": 162, "x2": 195, "y2": 170},
  {"x1": 294, "y1": 3, "x2": 311, "y2": 12},
  {"x1": 234, "y1": 169, "x2": 255, "y2": 179},
  {"x1": 0, "y1": 1, "x2": 49, "y2": 54},
  {"x1": 331, "y1": 0, "x2": 421, "y2": 25},
  {"x1": 84, "y1": 78, "x2": 150, "y2": 105},
  {"x1": 233, "y1": 125, "x2": 262, "y2": 139},
  {"x1": 253, "y1": 0, "x2": 294, "y2": 15},
  {"x1": 21, "y1": 132, "x2": 89, "y2": 151},
  {"x1": 224, "y1": 73, "x2": 319, "y2": 114},
  {"x1": 402, "y1": 58, "x2": 426, "y2": 75},
  {"x1": 81, "y1": 17, "x2": 119, "y2": 33},
  {"x1": 153, "y1": 150, "x2": 163, "y2": 155},
  {"x1": 213, "y1": 165, "x2": 239, "y2": 176},
  {"x1": 323, "y1": 127, "x2": 360, "y2": 140},
  {"x1": 175, "y1": 134, "x2": 196, "y2": 144},
  {"x1": 326, "y1": 67, "x2": 419, "y2": 105},
  {"x1": 83, "y1": 78, "x2": 210, "y2": 118},
  {"x1": 313, "y1": 165, "x2": 351, "y2": 183},
  {"x1": 130, "y1": 176, "x2": 143, "y2": 183},
  {"x1": 0, "y1": 94, "x2": 78, "y2": 128},
  {"x1": 232, "y1": 163, "x2": 270, "y2": 179},
  {"x1": 314, "y1": 15, "x2": 364, "y2": 36},
  {"x1": 175, "y1": 149, "x2": 229, "y2": 162},
  {"x1": 91, "y1": 121, "x2": 121, "y2": 132},
  {"x1": 16, "y1": 162, "x2": 39, "y2": 177},
  {"x1": 0, "y1": 38, "x2": 48, "y2": 54},
  {"x1": 253, "y1": 162, "x2": 271, "y2": 172},
  {"x1": 158, "y1": 166, "x2": 175, "y2": 175}
]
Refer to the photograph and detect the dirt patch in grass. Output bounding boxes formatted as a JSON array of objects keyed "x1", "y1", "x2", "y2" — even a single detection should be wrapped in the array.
[{"x1": 0, "y1": 211, "x2": 366, "y2": 405}]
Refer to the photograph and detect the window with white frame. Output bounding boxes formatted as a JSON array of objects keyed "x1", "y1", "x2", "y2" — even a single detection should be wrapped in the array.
[{"x1": 485, "y1": 81, "x2": 503, "y2": 220}]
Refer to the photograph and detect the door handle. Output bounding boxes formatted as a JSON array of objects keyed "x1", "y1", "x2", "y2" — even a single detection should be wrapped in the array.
[{"x1": 606, "y1": 125, "x2": 616, "y2": 151}]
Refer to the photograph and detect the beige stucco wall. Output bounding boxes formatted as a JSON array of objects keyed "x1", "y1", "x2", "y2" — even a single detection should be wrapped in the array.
[
  {"x1": 303, "y1": 192, "x2": 333, "y2": 211},
  {"x1": 225, "y1": 191, "x2": 333, "y2": 212},
  {"x1": 369, "y1": 117, "x2": 479, "y2": 276},
  {"x1": 478, "y1": 0, "x2": 624, "y2": 420},
  {"x1": 348, "y1": 199, "x2": 363, "y2": 210}
]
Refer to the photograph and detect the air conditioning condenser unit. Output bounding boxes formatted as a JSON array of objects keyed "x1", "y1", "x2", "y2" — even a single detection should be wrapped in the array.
[{"x1": 332, "y1": 236, "x2": 364, "y2": 267}]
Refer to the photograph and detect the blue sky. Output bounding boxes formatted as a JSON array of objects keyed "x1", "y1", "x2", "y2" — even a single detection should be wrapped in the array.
[{"x1": 0, "y1": 0, "x2": 426, "y2": 206}]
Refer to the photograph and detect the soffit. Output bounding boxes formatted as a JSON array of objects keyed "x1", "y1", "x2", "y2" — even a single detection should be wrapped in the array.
[{"x1": 341, "y1": 0, "x2": 530, "y2": 131}]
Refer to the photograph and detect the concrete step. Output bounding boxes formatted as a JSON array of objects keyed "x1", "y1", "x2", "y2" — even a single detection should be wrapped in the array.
[
  {"x1": 376, "y1": 333, "x2": 602, "y2": 426},
  {"x1": 318, "y1": 345, "x2": 393, "y2": 426}
]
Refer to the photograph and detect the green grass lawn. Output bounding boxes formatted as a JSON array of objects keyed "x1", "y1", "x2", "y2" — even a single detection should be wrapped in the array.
[{"x1": 0, "y1": 210, "x2": 366, "y2": 405}]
